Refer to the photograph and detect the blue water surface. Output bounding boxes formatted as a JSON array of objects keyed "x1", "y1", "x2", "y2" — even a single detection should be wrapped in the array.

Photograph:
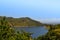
[{"x1": 14, "y1": 26, "x2": 48, "y2": 38}]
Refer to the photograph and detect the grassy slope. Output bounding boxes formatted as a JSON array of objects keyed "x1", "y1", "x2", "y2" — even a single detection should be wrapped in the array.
[{"x1": 0, "y1": 16, "x2": 42, "y2": 27}]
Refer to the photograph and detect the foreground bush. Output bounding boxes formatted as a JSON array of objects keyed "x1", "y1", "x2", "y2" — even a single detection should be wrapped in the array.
[
  {"x1": 36, "y1": 25, "x2": 60, "y2": 40},
  {"x1": 0, "y1": 17, "x2": 32, "y2": 40}
]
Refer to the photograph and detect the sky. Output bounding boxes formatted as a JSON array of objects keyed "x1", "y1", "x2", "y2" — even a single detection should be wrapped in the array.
[{"x1": 0, "y1": 0, "x2": 60, "y2": 23}]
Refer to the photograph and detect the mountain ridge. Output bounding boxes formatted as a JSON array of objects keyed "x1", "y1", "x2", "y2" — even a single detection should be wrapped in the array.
[{"x1": 0, "y1": 16, "x2": 42, "y2": 27}]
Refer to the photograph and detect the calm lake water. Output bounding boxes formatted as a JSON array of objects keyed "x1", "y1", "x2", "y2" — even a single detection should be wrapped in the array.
[{"x1": 14, "y1": 26, "x2": 48, "y2": 38}]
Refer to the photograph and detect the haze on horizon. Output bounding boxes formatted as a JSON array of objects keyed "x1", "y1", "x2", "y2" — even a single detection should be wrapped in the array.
[{"x1": 0, "y1": 0, "x2": 60, "y2": 24}]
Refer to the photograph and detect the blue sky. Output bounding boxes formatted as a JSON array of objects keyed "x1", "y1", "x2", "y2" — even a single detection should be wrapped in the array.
[{"x1": 0, "y1": 0, "x2": 60, "y2": 23}]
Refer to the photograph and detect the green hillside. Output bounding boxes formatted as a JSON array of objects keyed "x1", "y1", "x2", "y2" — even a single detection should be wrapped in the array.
[{"x1": 0, "y1": 16, "x2": 42, "y2": 27}]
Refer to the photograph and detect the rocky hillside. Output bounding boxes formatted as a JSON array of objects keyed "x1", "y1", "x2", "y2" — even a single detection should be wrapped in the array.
[{"x1": 0, "y1": 16, "x2": 42, "y2": 27}]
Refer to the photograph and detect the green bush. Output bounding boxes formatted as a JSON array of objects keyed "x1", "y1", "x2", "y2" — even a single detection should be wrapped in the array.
[{"x1": 0, "y1": 17, "x2": 33, "y2": 40}]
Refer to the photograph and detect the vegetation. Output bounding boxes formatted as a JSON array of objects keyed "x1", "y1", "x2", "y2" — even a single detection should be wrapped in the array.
[
  {"x1": 1, "y1": 16, "x2": 60, "y2": 40},
  {"x1": 0, "y1": 16, "x2": 33, "y2": 40},
  {"x1": 36, "y1": 24, "x2": 60, "y2": 40},
  {"x1": 0, "y1": 16, "x2": 42, "y2": 27}
]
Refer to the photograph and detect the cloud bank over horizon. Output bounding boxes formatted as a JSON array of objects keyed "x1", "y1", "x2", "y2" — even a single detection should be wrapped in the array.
[{"x1": 39, "y1": 18, "x2": 60, "y2": 24}]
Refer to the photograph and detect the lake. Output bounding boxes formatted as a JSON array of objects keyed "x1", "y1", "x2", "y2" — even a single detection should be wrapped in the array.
[{"x1": 14, "y1": 26, "x2": 48, "y2": 38}]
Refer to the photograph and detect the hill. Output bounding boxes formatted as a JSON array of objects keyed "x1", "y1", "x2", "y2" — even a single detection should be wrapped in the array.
[{"x1": 0, "y1": 16, "x2": 42, "y2": 27}]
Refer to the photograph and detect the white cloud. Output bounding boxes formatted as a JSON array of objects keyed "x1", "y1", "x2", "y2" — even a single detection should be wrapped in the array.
[{"x1": 39, "y1": 18, "x2": 60, "y2": 24}]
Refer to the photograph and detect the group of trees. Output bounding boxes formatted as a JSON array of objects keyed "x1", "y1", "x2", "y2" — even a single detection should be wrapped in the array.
[{"x1": 0, "y1": 17, "x2": 32, "y2": 40}]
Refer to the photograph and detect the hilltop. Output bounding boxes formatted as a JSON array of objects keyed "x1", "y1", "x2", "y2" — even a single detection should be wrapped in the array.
[{"x1": 0, "y1": 16, "x2": 42, "y2": 27}]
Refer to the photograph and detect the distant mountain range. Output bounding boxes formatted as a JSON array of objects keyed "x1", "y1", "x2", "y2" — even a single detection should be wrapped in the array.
[{"x1": 0, "y1": 16, "x2": 42, "y2": 27}]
